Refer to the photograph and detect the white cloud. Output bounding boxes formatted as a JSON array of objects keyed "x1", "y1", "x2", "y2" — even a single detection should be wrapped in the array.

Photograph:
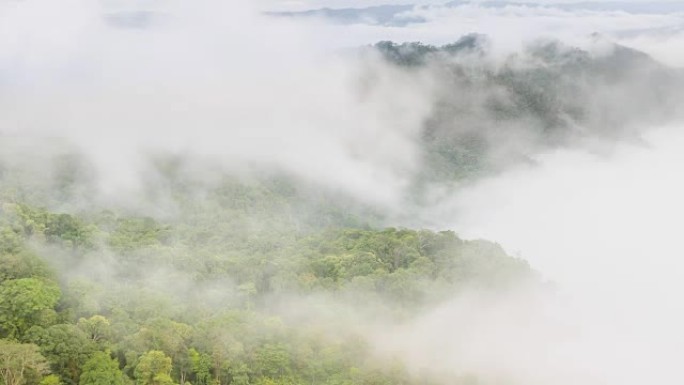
[
  {"x1": 0, "y1": 0, "x2": 437, "y2": 207},
  {"x1": 393, "y1": 124, "x2": 684, "y2": 385}
]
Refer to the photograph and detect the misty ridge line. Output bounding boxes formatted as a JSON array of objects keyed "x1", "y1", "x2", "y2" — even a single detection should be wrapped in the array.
[
  {"x1": 269, "y1": 1, "x2": 684, "y2": 26},
  {"x1": 2, "y1": 0, "x2": 683, "y2": 212},
  {"x1": 3, "y1": 31, "x2": 682, "y2": 211}
]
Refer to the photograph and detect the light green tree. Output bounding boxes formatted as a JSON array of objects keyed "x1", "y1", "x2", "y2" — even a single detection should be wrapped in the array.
[
  {"x1": 134, "y1": 351, "x2": 174, "y2": 385},
  {"x1": 40, "y1": 374, "x2": 63, "y2": 385},
  {"x1": 77, "y1": 316, "x2": 111, "y2": 344},
  {"x1": 129, "y1": 320, "x2": 191, "y2": 384},
  {"x1": 187, "y1": 349, "x2": 210, "y2": 385},
  {"x1": 79, "y1": 352, "x2": 124, "y2": 385},
  {"x1": 254, "y1": 344, "x2": 290, "y2": 379},
  {"x1": 0, "y1": 339, "x2": 49, "y2": 385},
  {"x1": 0, "y1": 278, "x2": 61, "y2": 338}
]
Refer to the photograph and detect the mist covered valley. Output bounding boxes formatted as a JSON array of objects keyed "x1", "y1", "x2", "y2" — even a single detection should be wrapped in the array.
[{"x1": 3, "y1": 1, "x2": 684, "y2": 385}]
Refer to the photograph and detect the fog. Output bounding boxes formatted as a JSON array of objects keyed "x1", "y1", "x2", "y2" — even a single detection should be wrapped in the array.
[
  {"x1": 0, "y1": 0, "x2": 434, "y2": 208},
  {"x1": 379, "y1": 124, "x2": 684, "y2": 385},
  {"x1": 3, "y1": 1, "x2": 684, "y2": 385}
]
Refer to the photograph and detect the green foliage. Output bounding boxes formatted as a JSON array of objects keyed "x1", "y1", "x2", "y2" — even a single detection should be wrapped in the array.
[
  {"x1": 45, "y1": 214, "x2": 95, "y2": 250},
  {"x1": 79, "y1": 352, "x2": 124, "y2": 385},
  {"x1": 187, "y1": 350, "x2": 210, "y2": 385},
  {"x1": 26, "y1": 324, "x2": 96, "y2": 385},
  {"x1": 0, "y1": 339, "x2": 49, "y2": 385},
  {"x1": 11, "y1": 205, "x2": 94, "y2": 249},
  {"x1": 372, "y1": 37, "x2": 680, "y2": 186},
  {"x1": 0, "y1": 249, "x2": 54, "y2": 283},
  {"x1": 3, "y1": 32, "x2": 676, "y2": 385},
  {"x1": 0, "y1": 278, "x2": 61, "y2": 338},
  {"x1": 254, "y1": 344, "x2": 290, "y2": 378},
  {"x1": 0, "y1": 163, "x2": 537, "y2": 385},
  {"x1": 40, "y1": 374, "x2": 63, "y2": 385},
  {"x1": 108, "y1": 218, "x2": 170, "y2": 252},
  {"x1": 0, "y1": 217, "x2": 55, "y2": 284},
  {"x1": 77, "y1": 316, "x2": 111, "y2": 345},
  {"x1": 124, "y1": 319, "x2": 191, "y2": 384},
  {"x1": 0, "y1": 226, "x2": 24, "y2": 255},
  {"x1": 134, "y1": 351, "x2": 173, "y2": 385},
  {"x1": 26, "y1": 324, "x2": 97, "y2": 385}
]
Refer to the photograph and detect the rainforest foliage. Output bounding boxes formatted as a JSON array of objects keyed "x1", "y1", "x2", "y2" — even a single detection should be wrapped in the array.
[
  {"x1": 371, "y1": 36, "x2": 683, "y2": 184},
  {"x1": 0, "y1": 165, "x2": 534, "y2": 385},
  {"x1": 1, "y1": 21, "x2": 680, "y2": 385},
  {"x1": 14, "y1": 33, "x2": 666, "y2": 385}
]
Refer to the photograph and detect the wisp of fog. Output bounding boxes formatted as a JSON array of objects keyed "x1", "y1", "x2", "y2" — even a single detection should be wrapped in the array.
[{"x1": 387, "y1": 124, "x2": 684, "y2": 385}]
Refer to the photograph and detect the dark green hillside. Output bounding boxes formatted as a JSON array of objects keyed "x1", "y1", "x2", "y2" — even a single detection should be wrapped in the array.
[{"x1": 371, "y1": 35, "x2": 683, "y2": 185}]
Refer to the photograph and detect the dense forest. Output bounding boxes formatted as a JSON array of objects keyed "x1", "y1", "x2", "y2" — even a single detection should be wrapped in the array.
[
  {"x1": 367, "y1": 35, "x2": 684, "y2": 185},
  {"x1": 2, "y1": 34, "x2": 678, "y2": 385},
  {"x1": 0, "y1": 149, "x2": 535, "y2": 385}
]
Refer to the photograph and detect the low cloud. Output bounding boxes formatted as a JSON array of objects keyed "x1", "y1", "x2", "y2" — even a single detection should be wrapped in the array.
[{"x1": 397, "y1": 124, "x2": 684, "y2": 385}]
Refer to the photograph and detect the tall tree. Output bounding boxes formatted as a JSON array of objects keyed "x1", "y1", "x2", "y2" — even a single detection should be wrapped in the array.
[
  {"x1": 27, "y1": 324, "x2": 96, "y2": 385},
  {"x1": 0, "y1": 339, "x2": 49, "y2": 385},
  {"x1": 128, "y1": 319, "x2": 191, "y2": 384},
  {"x1": 134, "y1": 351, "x2": 173, "y2": 385},
  {"x1": 77, "y1": 316, "x2": 111, "y2": 345},
  {"x1": 79, "y1": 352, "x2": 124, "y2": 385},
  {"x1": 0, "y1": 278, "x2": 60, "y2": 338}
]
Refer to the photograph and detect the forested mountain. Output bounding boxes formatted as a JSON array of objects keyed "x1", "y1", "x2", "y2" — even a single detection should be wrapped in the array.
[
  {"x1": 367, "y1": 35, "x2": 684, "y2": 185},
  {"x1": 0, "y1": 160, "x2": 534, "y2": 385},
  {"x1": 1, "y1": 34, "x2": 680, "y2": 385}
]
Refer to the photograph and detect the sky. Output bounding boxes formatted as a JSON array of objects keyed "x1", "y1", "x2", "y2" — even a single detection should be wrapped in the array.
[{"x1": 266, "y1": 0, "x2": 684, "y2": 11}]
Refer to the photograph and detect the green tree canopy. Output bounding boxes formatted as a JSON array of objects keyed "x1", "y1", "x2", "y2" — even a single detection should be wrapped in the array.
[
  {"x1": 0, "y1": 339, "x2": 49, "y2": 385},
  {"x1": 134, "y1": 351, "x2": 173, "y2": 385},
  {"x1": 0, "y1": 278, "x2": 61, "y2": 339},
  {"x1": 26, "y1": 324, "x2": 96, "y2": 385},
  {"x1": 79, "y1": 352, "x2": 124, "y2": 385}
]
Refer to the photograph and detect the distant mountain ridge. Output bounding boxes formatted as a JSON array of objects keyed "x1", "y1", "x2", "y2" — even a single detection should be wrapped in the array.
[
  {"x1": 364, "y1": 35, "x2": 684, "y2": 188},
  {"x1": 270, "y1": 1, "x2": 684, "y2": 26}
]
